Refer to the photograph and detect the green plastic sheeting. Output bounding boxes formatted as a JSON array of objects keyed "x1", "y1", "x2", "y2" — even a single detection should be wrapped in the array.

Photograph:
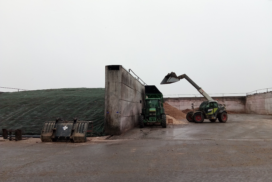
[{"x1": 0, "y1": 88, "x2": 105, "y2": 136}]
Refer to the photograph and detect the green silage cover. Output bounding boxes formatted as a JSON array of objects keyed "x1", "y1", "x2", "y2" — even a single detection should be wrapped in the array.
[{"x1": 0, "y1": 88, "x2": 105, "y2": 136}]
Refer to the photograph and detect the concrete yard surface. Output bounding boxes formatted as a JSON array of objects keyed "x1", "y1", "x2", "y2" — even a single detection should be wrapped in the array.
[{"x1": 1, "y1": 114, "x2": 272, "y2": 182}]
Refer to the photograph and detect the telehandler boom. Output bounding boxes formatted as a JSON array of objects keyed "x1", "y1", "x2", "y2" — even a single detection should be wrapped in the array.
[{"x1": 161, "y1": 72, "x2": 214, "y2": 101}]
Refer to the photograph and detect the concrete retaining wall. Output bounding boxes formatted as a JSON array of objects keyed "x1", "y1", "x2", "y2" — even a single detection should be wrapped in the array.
[
  {"x1": 246, "y1": 92, "x2": 272, "y2": 115},
  {"x1": 104, "y1": 65, "x2": 145, "y2": 135},
  {"x1": 164, "y1": 96, "x2": 246, "y2": 113}
]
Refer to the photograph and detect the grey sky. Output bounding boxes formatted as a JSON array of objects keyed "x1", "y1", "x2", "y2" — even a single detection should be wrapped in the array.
[{"x1": 0, "y1": 0, "x2": 271, "y2": 95}]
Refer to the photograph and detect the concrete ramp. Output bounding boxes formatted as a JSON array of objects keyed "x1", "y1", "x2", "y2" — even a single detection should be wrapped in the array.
[{"x1": 105, "y1": 65, "x2": 145, "y2": 135}]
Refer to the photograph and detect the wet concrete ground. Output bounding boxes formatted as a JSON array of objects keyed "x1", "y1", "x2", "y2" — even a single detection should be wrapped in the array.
[{"x1": 1, "y1": 114, "x2": 272, "y2": 182}]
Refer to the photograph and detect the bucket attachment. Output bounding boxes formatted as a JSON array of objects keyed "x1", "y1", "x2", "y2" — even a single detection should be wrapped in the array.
[
  {"x1": 160, "y1": 72, "x2": 180, "y2": 84},
  {"x1": 71, "y1": 121, "x2": 90, "y2": 143},
  {"x1": 41, "y1": 119, "x2": 90, "y2": 143},
  {"x1": 41, "y1": 121, "x2": 56, "y2": 142}
]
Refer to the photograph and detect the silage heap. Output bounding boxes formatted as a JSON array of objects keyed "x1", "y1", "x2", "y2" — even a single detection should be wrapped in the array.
[{"x1": 0, "y1": 88, "x2": 105, "y2": 136}]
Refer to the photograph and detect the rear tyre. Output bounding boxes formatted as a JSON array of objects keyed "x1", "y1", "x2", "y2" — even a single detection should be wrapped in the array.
[
  {"x1": 139, "y1": 115, "x2": 144, "y2": 128},
  {"x1": 218, "y1": 112, "x2": 228, "y2": 123},
  {"x1": 193, "y1": 112, "x2": 204, "y2": 123},
  {"x1": 186, "y1": 112, "x2": 194, "y2": 122},
  {"x1": 162, "y1": 114, "x2": 167, "y2": 128},
  {"x1": 209, "y1": 119, "x2": 217, "y2": 122}
]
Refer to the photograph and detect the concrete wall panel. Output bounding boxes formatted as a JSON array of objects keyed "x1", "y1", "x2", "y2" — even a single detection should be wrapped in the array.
[
  {"x1": 120, "y1": 115, "x2": 139, "y2": 133},
  {"x1": 246, "y1": 92, "x2": 272, "y2": 115},
  {"x1": 164, "y1": 96, "x2": 246, "y2": 113},
  {"x1": 265, "y1": 98, "x2": 272, "y2": 114},
  {"x1": 105, "y1": 69, "x2": 121, "y2": 134},
  {"x1": 120, "y1": 100, "x2": 141, "y2": 117},
  {"x1": 105, "y1": 65, "x2": 145, "y2": 135}
]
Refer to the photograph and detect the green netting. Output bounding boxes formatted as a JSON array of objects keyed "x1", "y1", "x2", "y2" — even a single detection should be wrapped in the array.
[{"x1": 0, "y1": 88, "x2": 105, "y2": 136}]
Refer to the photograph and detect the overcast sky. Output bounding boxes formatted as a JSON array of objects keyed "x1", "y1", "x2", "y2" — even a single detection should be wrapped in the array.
[{"x1": 0, "y1": 0, "x2": 271, "y2": 96}]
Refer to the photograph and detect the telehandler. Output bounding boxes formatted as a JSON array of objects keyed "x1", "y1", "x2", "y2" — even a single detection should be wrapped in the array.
[{"x1": 161, "y1": 72, "x2": 228, "y2": 123}]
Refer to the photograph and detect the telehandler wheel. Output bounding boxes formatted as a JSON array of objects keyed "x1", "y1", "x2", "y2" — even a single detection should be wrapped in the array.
[
  {"x1": 218, "y1": 112, "x2": 228, "y2": 123},
  {"x1": 209, "y1": 119, "x2": 217, "y2": 122},
  {"x1": 139, "y1": 116, "x2": 144, "y2": 128},
  {"x1": 186, "y1": 112, "x2": 194, "y2": 122},
  {"x1": 162, "y1": 114, "x2": 167, "y2": 128},
  {"x1": 193, "y1": 113, "x2": 204, "y2": 123}
]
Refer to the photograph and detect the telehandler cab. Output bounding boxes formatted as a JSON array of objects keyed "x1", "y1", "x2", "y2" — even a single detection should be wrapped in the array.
[{"x1": 161, "y1": 72, "x2": 228, "y2": 123}]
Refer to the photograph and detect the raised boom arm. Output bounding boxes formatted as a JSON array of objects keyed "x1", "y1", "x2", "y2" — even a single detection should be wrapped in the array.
[{"x1": 161, "y1": 72, "x2": 214, "y2": 101}]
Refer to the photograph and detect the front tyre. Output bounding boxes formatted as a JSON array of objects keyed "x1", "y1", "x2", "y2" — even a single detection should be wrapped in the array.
[
  {"x1": 186, "y1": 112, "x2": 194, "y2": 122},
  {"x1": 218, "y1": 112, "x2": 228, "y2": 123},
  {"x1": 161, "y1": 114, "x2": 167, "y2": 128},
  {"x1": 193, "y1": 112, "x2": 204, "y2": 123}
]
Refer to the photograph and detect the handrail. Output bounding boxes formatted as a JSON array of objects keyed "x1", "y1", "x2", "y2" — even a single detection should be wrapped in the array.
[
  {"x1": 128, "y1": 69, "x2": 147, "y2": 85},
  {"x1": 246, "y1": 87, "x2": 272, "y2": 96},
  {"x1": 163, "y1": 93, "x2": 247, "y2": 98},
  {"x1": 164, "y1": 89, "x2": 272, "y2": 98}
]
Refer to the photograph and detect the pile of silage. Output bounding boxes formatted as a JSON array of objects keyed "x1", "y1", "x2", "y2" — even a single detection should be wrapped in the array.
[{"x1": 0, "y1": 88, "x2": 105, "y2": 136}]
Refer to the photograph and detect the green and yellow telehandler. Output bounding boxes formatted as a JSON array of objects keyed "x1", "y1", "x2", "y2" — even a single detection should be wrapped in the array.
[{"x1": 161, "y1": 72, "x2": 228, "y2": 123}]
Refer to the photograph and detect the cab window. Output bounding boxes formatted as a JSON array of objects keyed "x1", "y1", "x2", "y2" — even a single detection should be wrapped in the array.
[
  {"x1": 209, "y1": 102, "x2": 218, "y2": 108},
  {"x1": 199, "y1": 102, "x2": 205, "y2": 109},
  {"x1": 199, "y1": 102, "x2": 208, "y2": 109}
]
